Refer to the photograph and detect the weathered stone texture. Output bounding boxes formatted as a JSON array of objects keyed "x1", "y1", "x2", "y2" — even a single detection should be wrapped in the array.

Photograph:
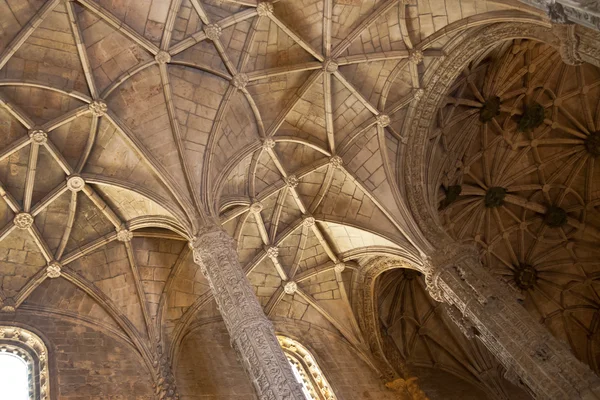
[
  {"x1": 0, "y1": 313, "x2": 154, "y2": 399},
  {"x1": 176, "y1": 322, "x2": 258, "y2": 400}
]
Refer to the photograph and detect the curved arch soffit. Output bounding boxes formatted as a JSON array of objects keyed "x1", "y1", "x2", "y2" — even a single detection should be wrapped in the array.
[
  {"x1": 85, "y1": 176, "x2": 192, "y2": 238},
  {"x1": 403, "y1": 21, "x2": 584, "y2": 246}
]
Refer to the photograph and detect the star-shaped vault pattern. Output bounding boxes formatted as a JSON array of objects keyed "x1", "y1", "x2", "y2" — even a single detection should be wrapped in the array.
[{"x1": 0, "y1": 0, "x2": 552, "y2": 397}]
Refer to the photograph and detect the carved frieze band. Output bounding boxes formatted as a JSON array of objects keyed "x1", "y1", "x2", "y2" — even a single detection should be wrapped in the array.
[{"x1": 518, "y1": 0, "x2": 600, "y2": 31}]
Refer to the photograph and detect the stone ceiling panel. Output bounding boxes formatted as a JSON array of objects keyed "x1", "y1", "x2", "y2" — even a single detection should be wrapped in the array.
[
  {"x1": 107, "y1": 65, "x2": 193, "y2": 202},
  {"x1": 75, "y1": 3, "x2": 155, "y2": 95},
  {"x1": 0, "y1": 228, "x2": 46, "y2": 300},
  {"x1": 0, "y1": 1, "x2": 47, "y2": 57},
  {"x1": 10, "y1": 3, "x2": 88, "y2": 94},
  {"x1": 0, "y1": 87, "x2": 85, "y2": 126},
  {"x1": 344, "y1": 3, "x2": 406, "y2": 56},
  {"x1": 24, "y1": 277, "x2": 121, "y2": 331},
  {"x1": 0, "y1": 144, "x2": 29, "y2": 205},
  {"x1": 202, "y1": 0, "x2": 246, "y2": 22},
  {"x1": 93, "y1": 0, "x2": 167, "y2": 45},
  {"x1": 133, "y1": 236, "x2": 186, "y2": 321},
  {"x1": 68, "y1": 240, "x2": 149, "y2": 338},
  {"x1": 48, "y1": 115, "x2": 93, "y2": 171},
  {"x1": 34, "y1": 190, "x2": 70, "y2": 256},
  {"x1": 434, "y1": 39, "x2": 600, "y2": 373},
  {"x1": 173, "y1": 39, "x2": 228, "y2": 73},
  {"x1": 64, "y1": 192, "x2": 115, "y2": 253},
  {"x1": 246, "y1": 71, "x2": 316, "y2": 133},
  {"x1": 246, "y1": 16, "x2": 319, "y2": 72},
  {"x1": 84, "y1": 118, "x2": 179, "y2": 208}
]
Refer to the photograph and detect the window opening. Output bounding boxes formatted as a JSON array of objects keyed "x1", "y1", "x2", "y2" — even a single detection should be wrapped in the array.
[
  {"x1": 0, "y1": 352, "x2": 29, "y2": 400},
  {"x1": 0, "y1": 326, "x2": 49, "y2": 400},
  {"x1": 277, "y1": 335, "x2": 336, "y2": 400}
]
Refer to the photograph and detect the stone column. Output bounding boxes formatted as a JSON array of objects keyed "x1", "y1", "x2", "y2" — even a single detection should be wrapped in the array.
[
  {"x1": 516, "y1": 0, "x2": 600, "y2": 31},
  {"x1": 190, "y1": 226, "x2": 305, "y2": 400},
  {"x1": 425, "y1": 245, "x2": 600, "y2": 400}
]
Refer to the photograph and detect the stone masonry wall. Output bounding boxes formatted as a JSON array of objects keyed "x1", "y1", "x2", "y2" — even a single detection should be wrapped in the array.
[
  {"x1": 0, "y1": 312, "x2": 154, "y2": 400},
  {"x1": 175, "y1": 321, "x2": 257, "y2": 400},
  {"x1": 273, "y1": 319, "x2": 398, "y2": 400},
  {"x1": 175, "y1": 318, "x2": 398, "y2": 400}
]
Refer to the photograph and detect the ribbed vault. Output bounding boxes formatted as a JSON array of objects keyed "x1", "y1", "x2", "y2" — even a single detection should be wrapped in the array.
[
  {"x1": 433, "y1": 38, "x2": 600, "y2": 372},
  {"x1": 0, "y1": 0, "x2": 581, "y2": 397}
]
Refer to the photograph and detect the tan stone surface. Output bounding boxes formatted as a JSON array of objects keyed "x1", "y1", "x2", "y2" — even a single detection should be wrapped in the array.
[{"x1": 0, "y1": 0, "x2": 595, "y2": 399}]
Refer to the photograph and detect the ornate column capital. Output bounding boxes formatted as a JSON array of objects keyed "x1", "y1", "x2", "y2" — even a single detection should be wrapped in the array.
[{"x1": 422, "y1": 242, "x2": 481, "y2": 303}]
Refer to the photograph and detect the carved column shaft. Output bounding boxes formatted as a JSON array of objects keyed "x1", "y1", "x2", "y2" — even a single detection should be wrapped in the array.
[
  {"x1": 427, "y1": 249, "x2": 600, "y2": 400},
  {"x1": 516, "y1": 0, "x2": 600, "y2": 31},
  {"x1": 190, "y1": 227, "x2": 305, "y2": 400}
]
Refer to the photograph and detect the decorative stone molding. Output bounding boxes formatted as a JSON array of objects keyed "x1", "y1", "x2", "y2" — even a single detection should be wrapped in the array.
[
  {"x1": 256, "y1": 2, "x2": 274, "y2": 17},
  {"x1": 408, "y1": 49, "x2": 424, "y2": 64},
  {"x1": 557, "y1": 1, "x2": 600, "y2": 31},
  {"x1": 285, "y1": 175, "x2": 299, "y2": 188},
  {"x1": 376, "y1": 114, "x2": 390, "y2": 128},
  {"x1": 0, "y1": 326, "x2": 50, "y2": 400},
  {"x1": 517, "y1": 0, "x2": 600, "y2": 31},
  {"x1": 413, "y1": 88, "x2": 424, "y2": 101},
  {"x1": 262, "y1": 138, "x2": 276, "y2": 150},
  {"x1": 66, "y1": 175, "x2": 85, "y2": 192},
  {"x1": 329, "y1": 155, "x2": 343, "y2": 168},
  {"x1": 278, "y1": 336, "x2": 338, "y2": 400},
  {"x1": 249, "y1": 201, "x2": 263, "y2": 214},
  {"x1": 283, "y1": 280, "x2": 297, "y2": 294},
  {"x1": 552, "y1": 23, "x2": 583, "y2": 65},
  {"x1": 29, "y1": 129, "x2": 47, "y2": 145},
  {"x1": 323, "y1": 58, "x2": 339, "y2": 73},
  {"x1": 1, "y1": 304, "x2": 15, "y2": 313},
  {"x1": 116, "y1": 227, "x2": 133, "y2": 242},
  {"x1": 190, "y1": 226, "x2": 305, "y2": 399},
  {"x1": 443, "y1": 303, "x2": 476, "y2": 338},
  {"x1": 154, "y1": 343, "x2": 180, "y2": 400},
  {"x1": 88, "y1": 100, "x2": 108, "y2": 117},
  {"x1": 46, "y1": 261, "x2": 61, "y2": 278},
  {"x1": 334, "y1": 262, "x2": 346, "y2": 273},
  {"x1": 302, "y1": 215, "x2": 315, "y2": 228},
  {"x1": 14, "y1": 213, "x2": 34, "y2": 230},
  {"x1": 155, "y1": 50, "x2": 172, "y2": 65},
  {"x1": 204, "y1": 24, "x2": 222, "y2": 41},
  {"x1": 548, "y1": 2, "x2": 570, "y2": 23},
  {"x1": 265, "y1": 245, "x2": 279, "y2": 258},
  {"x1": 231, "y1": 73, "x2": 249, "y2": 89}
]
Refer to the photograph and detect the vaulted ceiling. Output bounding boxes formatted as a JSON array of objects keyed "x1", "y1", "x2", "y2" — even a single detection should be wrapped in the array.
[
  {"x1": 0, "y1": 0, "x2": 569, "y2": 396},
  {"x1": 433, "y1": 39, "x2": 600, "y2": 373}
]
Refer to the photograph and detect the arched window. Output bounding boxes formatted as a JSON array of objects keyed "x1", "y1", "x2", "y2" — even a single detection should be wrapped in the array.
[
  {"x1": 0, "y1": 326, "x2": 50, "y2": 400},
  {"x1": 277, "y1": 336, "x2": 336, "y2": 400}
]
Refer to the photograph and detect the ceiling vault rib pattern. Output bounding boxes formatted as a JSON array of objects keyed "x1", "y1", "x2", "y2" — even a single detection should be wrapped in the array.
[{"x1": 1, "y1": 0, "x2": 570, "y2": 397}]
